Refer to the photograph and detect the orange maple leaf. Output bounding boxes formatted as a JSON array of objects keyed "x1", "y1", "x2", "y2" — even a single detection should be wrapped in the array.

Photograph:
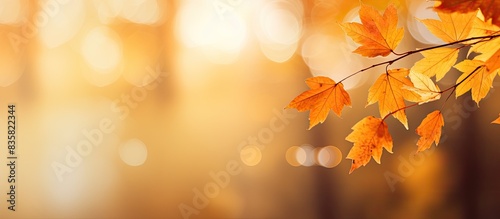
[
  {"x1": 367, "y1": 68, "x2": 421, "y2": 129},
  {"x1": 340, "y1": 4, "x2": 404, "y2": 57},
  {"x1": 416, "y1": 110, "x2": 445, "y2": 152},
  {"x1": 287, "y1": 76, "x2": 351, "y2": 129},
  {"x1": 492, "y1": 114, "x2": 500, "y2": 124},
  {"x1": 420, "y1": 10, "x2": 477, "y2": 43},
  {"x1": 454, "y1": 60, "x2": 495, "y2": 105},
  {"x1": 435, "y1": 0, "x2": 500, "y2": 27},
  {"x1": 346, "y1": 116, "x2": 393, "y2": 173}
]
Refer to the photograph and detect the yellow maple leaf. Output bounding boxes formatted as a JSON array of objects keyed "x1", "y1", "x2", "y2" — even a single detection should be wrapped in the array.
[
  {"x1": 412, "y1": 48, "x2": 459, "y2": 81},
  {"x1": 468, "y1": 17, "x2": 500, "y2": 39},
  {"x1": 367, "y1": 68, "x2": 420, "y2": 129},
  {"x1": 416, "y1": 110, "x2": 444, "y2": 152},
  {"x1": 287, "y1": 76, "x2": 351, "y2": 129},
  {"x1": 454, "y1": 60, "x2": 495, "y2": 105},
  {"x1": 468, "y1": 37, "x2": 500, "y2": 61},
  {"x1": 340, "y1": 4, "x2": 404, "y2": 57},
  {"x1": 467, "y1": 17, "x2": 500, "y2": 61},
  {"x1": 346, "y1": 116, "x2": 393, "y2": 173},
  {"x1": 404, "y1": 71, "x2": 442, "y2": 104},
  {"x1": 421, "y1": 10, "x2": 477, "y2": 43}
]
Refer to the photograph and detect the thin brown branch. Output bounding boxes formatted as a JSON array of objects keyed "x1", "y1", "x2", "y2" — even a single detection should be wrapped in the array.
[
  {"x1": 440, "y1": 87, "x2": 456, "y2": 111},
  {"x1": 338, "y1": 34, "x2": 500, "y2": 84},
  {"x1": 439, "y1": 65, "x2": 482, "y2": 93},
  {"x1": 382, "y1": 102, "x2": 420, "y2": 121}
]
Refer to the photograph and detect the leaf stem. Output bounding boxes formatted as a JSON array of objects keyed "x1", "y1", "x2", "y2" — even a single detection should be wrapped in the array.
[{"x1": 338, "y1": 34, "x2": 500, "y2": 84}]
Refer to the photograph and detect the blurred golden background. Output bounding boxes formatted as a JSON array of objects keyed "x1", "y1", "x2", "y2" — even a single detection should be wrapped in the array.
[{"x1": 0, "y1": 0, "x2": 500, "y2": 218}]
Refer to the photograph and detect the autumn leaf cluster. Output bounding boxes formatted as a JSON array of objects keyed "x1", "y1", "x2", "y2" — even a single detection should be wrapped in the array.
[{"x1": 287, "y1": 1, "x2": 500, "y2": 173}]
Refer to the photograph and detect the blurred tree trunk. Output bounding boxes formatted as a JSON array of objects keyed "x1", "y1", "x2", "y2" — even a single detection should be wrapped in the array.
[
  {"x1": 459, "y1": 108, "x2": 478, "y2": 218},
  {"x1": 312, "y1": 130, "x2": 338, "y2": 219}
]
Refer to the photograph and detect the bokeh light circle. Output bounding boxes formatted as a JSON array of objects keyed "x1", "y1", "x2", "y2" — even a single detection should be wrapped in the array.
[
  {"x1": 119, "y1": 138, "x2": 148, "y2": 166},
  {"x1": 39, "y1": 0, "x2": 86, "y2": 48},
  {"x1": 296, "y1": 145, "x2": 315, "y2": 167},
  {"x1": 176, "y1": 0, "x2": 247, "y2": 64},
  {"x1": 82, "y1": 26, "x2": 122, "y2": 72},
  {"x1": 317, "y1": 146, "x2": 342, "y2": 168},
  {"x1": 286, "y1": 146, "x2": 301, "y2": 167},
  {"x1": 120, "y1": 0, "x2": 162, "y2": 25},
  {"x1": 81, "y1": 26, "x2": 123, "y2": 86},
  {"x1": 257, "y1": 0, "x2": 303, "y2": 63},
  {"x1": 406, "y1": 0, "x2": 443, "y2": 45},
  {"x1": 301, "y1": 34, "x2": 365, "y2": 90},
  {"x1": 240, "y1": 145, "x2": 263, "y2": 166},
  {"x1": 260, "y1": 7, "x2": 301, "y2": 45}
]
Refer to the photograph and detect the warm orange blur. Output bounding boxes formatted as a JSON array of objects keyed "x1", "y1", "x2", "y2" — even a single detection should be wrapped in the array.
[{"x1": 0, "y1": 0, "x2": 499, "y2": 218}]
